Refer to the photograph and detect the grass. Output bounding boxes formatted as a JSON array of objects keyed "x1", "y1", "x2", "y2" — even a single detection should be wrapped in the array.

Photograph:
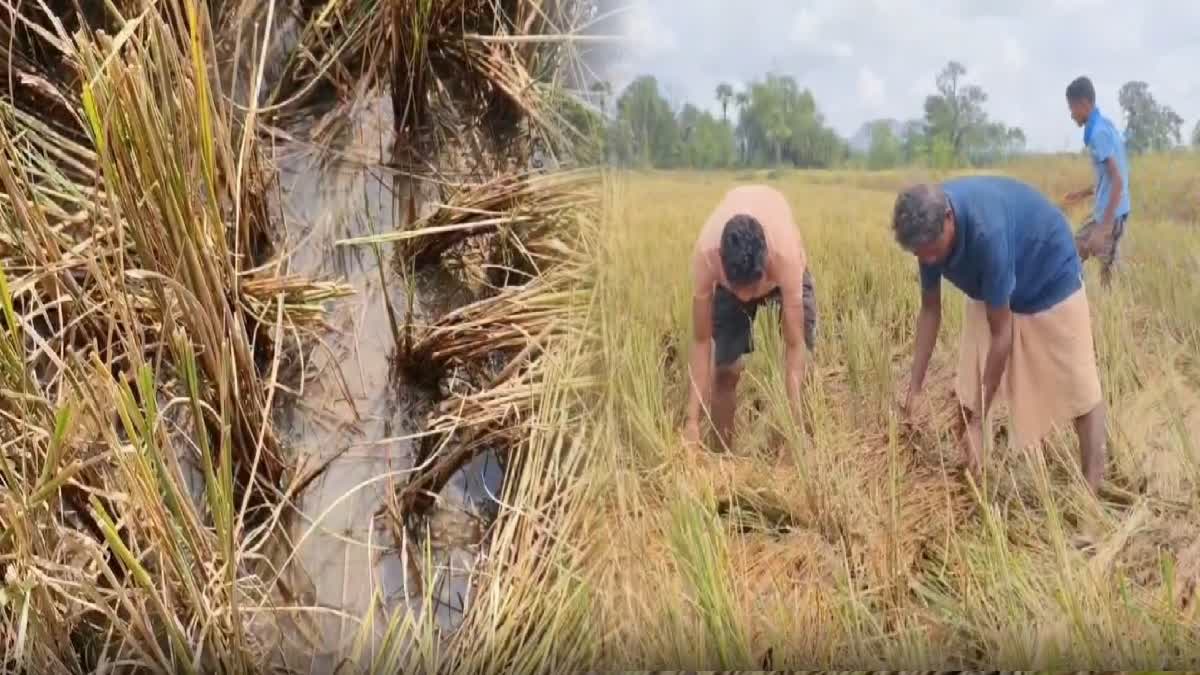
[{"x1": 591, "y1": 154, "x2": 1200, "y2": 668}]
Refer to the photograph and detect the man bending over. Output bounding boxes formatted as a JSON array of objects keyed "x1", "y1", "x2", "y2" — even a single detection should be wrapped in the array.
[
  {"x1": 683, "y1": 185, "x2": 817, "y2": 452},
  {"x1": 893, "y1": 176, "x2": 1108, "y2": 492}
]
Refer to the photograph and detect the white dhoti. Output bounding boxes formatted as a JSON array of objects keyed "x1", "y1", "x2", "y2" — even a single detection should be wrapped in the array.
[{"x1": 956, "y1": 287, "x2": 1103, "y2": 448}]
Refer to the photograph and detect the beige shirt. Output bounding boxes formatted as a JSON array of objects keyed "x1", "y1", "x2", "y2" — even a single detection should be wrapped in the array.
[{"x1": 691, "y1": 185, "x2": 808, "y2": 305}]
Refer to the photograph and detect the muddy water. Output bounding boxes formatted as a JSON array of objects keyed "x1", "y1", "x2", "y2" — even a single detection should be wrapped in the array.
[{"x1": 266, "y1": 93, "x2": 504, "y2": 669}]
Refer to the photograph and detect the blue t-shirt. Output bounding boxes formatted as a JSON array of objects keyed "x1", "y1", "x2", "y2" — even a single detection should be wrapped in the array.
[
  {"x1": 1084, "y1": 107, "x2": 1131, "y2": 223},
  {"x1": 919, "y1": 176, "x2": 1082, "y2": 314}
]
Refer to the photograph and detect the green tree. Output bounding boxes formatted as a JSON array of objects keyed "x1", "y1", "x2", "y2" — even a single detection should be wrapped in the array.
[
  {"x1": 715, "y1": 82, "x2": 734, "y2": 124},
  {"x1": 606, "y1": 117, "x2": 637, "y2": 166},
  {"x1": 923, "y1": 61, "x2": 989, "y2": 164},
  {"x1": 963, "y1": 122, "x2": 1027, "y2": 165},
  {"x1": 678, "y1": 103, "x2": 702, "y2": 141},
  {"x1": 1118, "y1": 81, "x2": 1183, "y2": 154},
  {"x1": 1005, "y1": 126, "x2": 1027, "y2": 159},
  {"x1": 733, "y1": 90, "x2": 750, "y2": 163},
  {"x1": 899, "y1": 120, "x2": 928, "y2": 165},
  {"x1": 589, "y1": 80, "x2": 612, "y2": 117},
  {"x1": 680, "y1": 109, "x2": 736, "y2": 168},
  {"x1": 547, "y1": 87, "x2": 604, "y2": 165},
  {"x1": 866, "y1": 121, "x2": 902, "y2": 170},
  {"x1": 734, "y1": 91, "x2": 749, "y2": 114},
  {"x1": 614, "y1": 75, "x2": 680, "y2": 167},
  {"x1": 1192, "y1": 119, "x2": 1200, "y2": 149},
  {"x1": 916, "y1": 61, "x2": 1026, "y2": 167},
  {"x1": 734, "y1": 73, "x2": 843, "y2": 168},
  {"x1": 929, "y1": 134, "x2": 956, "y2": 169}
]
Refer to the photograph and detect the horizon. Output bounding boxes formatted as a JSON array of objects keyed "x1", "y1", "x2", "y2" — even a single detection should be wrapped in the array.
[{"x1": 603, "y1": 0, "x2": 1200, "y2": 153}]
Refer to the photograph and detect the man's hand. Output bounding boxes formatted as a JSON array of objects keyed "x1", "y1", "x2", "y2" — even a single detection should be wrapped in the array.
[
  {"x1": 1062, "y1": 187, "x2": 1093, "y2": 207},
  {"x1": 1085, "y1": 220, "x2": 1113, "y2": 255},
  {"x1": 901, "y1": 385, "x2": 930, "y2": 424},
  {"x1": 904, "y1": 286, "x2": 942, "y2": 429}
]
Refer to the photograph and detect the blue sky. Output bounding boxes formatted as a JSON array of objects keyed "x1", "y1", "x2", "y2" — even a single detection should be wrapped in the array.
[{"x1": 603, "y1": 0, "x2": 1200, "y2": 151}]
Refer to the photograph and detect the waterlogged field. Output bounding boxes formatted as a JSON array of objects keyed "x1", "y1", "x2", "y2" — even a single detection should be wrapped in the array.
[
  {"x1": 0, "y1": 0, "x2": 599, "y2": 671},
  {"x1": 592, "y1": 155, "x2": 1200, "y2": 668}
]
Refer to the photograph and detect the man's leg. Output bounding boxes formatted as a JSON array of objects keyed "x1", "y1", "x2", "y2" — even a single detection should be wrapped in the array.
[
  {"x1": 1074, "y1": 401, "x2": 1107, "y2": 492},
  {"x1": 713, "y1": 359, "x2": 744, "y2": 450},
  {"x1": 711, "y1": 286, "x2": 755, "y2": 451},
  {"x1": 802, "y1": 266, "x2": 818, "y2": 351},
  {"x1": 1099, "y1": 215, "x2": 1127, "y2": 289}
]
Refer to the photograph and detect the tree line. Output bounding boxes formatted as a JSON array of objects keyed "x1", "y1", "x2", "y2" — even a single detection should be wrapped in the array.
[{"x1": 565, "y1": 60, "x2": 1197, "y2": 171}]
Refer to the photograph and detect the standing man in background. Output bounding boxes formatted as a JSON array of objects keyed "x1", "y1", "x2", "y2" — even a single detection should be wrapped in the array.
[{"x1": 1063, "y1": 75, "x2": 1131, "y2": 288}]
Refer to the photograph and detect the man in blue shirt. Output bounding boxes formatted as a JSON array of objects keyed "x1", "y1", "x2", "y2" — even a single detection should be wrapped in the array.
[
  {"x1": 892, "y1": 176, "x2": 1107, "y2": 493},
  {"x1": 1063, "y1": 76, "x2": 1131, "y2": 288}
]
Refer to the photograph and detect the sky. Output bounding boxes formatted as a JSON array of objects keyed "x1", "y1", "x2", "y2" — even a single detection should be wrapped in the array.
[{"x1": 603, "y1": 0, "x2": 1200, "y2": 152}]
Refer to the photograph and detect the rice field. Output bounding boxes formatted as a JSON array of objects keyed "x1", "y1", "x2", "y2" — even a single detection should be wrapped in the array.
[{"x1": 591, "y1": 154, "x2": 1200, "y2": 668}]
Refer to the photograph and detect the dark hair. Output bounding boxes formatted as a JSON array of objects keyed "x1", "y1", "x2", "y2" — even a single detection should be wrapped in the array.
[
  {"x1": 892, "y1": 184, "x2": 947, "y2": 251},
  {"x1": 1066, "y1": 76, "x2": 1095, "y2": 104},
  {"x1": 719, "y1": 214, "x2": 767, "y2": 286}
]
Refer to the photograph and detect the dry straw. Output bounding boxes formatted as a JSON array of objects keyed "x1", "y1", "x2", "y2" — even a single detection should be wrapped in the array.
[{"x1": 2, "y1": 0, "x2": 605, "y2": 671}]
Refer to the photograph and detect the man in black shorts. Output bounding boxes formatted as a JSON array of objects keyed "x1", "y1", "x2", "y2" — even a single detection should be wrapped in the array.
[{"x1": 683, "y1": 185, "x2": 817, "y2": 452}]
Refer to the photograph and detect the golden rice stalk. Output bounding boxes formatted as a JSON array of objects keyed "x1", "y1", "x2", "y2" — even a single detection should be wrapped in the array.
[
  {"x1": 71, "y1": 10, "x2": 291, "y2": 488},
  {"x1": 391, "y1": 175, "x2": 596, "y2": 518},
  {"x1": 406, "y1": 277, "x2": 585, "y2": 368},
  {"x1": 9, "y1": 1, "x2": 338, "y2": 492},
  {"x1": 339, "y1": 168, "x2": 594, "y2": 265},
  {"x1": 397, "y1": 340, "x2": 596, "y2": 514}
]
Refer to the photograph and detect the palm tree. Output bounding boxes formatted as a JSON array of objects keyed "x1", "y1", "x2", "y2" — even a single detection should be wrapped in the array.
[
  {"x1": 715, "y1": 82, "x2": 734, "y2": 123},
  {"x1": 733, "y1": 90, "x2": 750, "y2": 163}
]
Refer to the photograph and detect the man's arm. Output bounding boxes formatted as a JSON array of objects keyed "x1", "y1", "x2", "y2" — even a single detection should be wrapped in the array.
[
  {"x1": 780, "y1": 291, "x2": 806, "y2": 422},
  {"x1": 979, "y1": 305, "x2": 1013, "y2": 417},
  {"x1": 908, "y1": 263, "x2": 944, "y2": 398},
  {"x1": 908, "y1": 285, "x2": 942, "y2": 397},
  {"x1": 685, "y1": 262, "x2": 715, "y2": 433},
  {"x1": 1064, "y1": 185, "x2": 1095, "y2": 205}
]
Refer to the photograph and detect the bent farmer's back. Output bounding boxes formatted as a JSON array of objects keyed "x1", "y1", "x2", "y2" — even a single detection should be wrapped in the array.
[
  {"x1": 692, "y1": 185, "x2": 808, "y2": 301},
  {"x1": 919, "y1": 176, "x2": 1082, "y2": 314}
]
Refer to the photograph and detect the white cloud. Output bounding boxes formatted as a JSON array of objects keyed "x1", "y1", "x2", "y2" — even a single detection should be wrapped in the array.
[
  {"x1": 1051, "y1": 0, "x2": 1105, "y2": 13},
  {"x1": 789, "y1": 7, "x2": 821, "y2": 42},
  {"x1": 908, "y1": 70, "x2": 937, "y2": 98},
  {"x1": 857, "y1": 66, "x2": 886, "y2": 107},
  {"x1": 830, "y1": 41, "x2": 854, "y2": 58},
  {"x1": 1001, "y1": 37, "x2": 1027, "y2": 72},
  {"x1": 622, "y1": 1, "x2": 678, "y2": 56}
]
